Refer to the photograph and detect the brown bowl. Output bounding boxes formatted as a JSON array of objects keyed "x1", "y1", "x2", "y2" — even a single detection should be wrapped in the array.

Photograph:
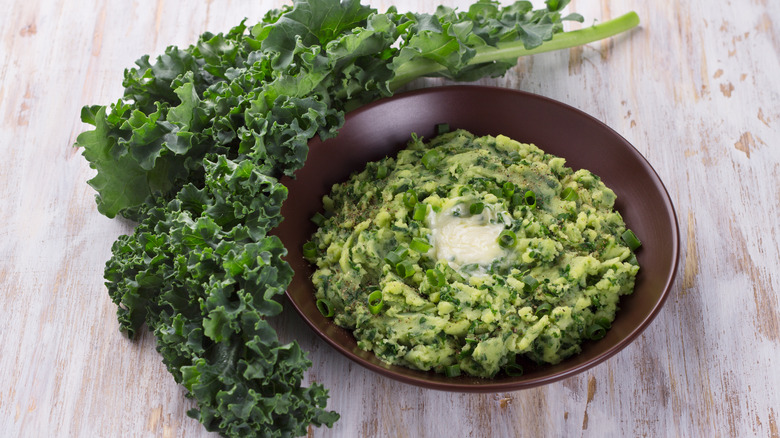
[{"x1": 276, "y1": 85, "x2": 679, "y2": 392}]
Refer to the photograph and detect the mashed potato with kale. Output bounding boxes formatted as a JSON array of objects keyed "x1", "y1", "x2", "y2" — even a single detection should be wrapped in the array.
[{"x1": 305, "y1": 129, "x2": 640, "y2": 378}]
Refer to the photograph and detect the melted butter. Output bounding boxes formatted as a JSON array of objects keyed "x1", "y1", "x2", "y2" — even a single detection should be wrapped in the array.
[{"x1": 429, "y1": 205, "x2": 506, "y2": 269}]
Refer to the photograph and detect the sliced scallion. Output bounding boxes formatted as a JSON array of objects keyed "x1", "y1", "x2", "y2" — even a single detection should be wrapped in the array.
[
  {"x1": 426, "y1": 268, "x2": 446, "y2": 287},
  {"x1": 376, "y1": 163, "x2": 388, "y2": 179},
  {"x1": 596, "y1": 317, "x2": 612, "y2": 330},
  {"x1": 444, "y1": 364, "x2": 461, "y2": 377},
  {"x1": 384, "y1": 249, "x2": 403, "y2": 266},
  {"x1": 410, "y1": 237, "x2": 432, "y2": 253},
  {"x1": 561, "y1": 187, "x2": 578, "y2": 202},
  {"x1": 504, "y1": 363, "x2": 524, "y2": 377},
  {"x1": 586, "y1": 323, "x2": 606, "y2": 340},
  {"x1": 621, "y1": 229, "x2": 642, "y2": 251},
  {"x1": 403, "y1": 190, "x2": 418, "y2": 209},
  {"x1": 367, "y1": 289, "x2": 384, "y2": 314},
  {"x1": 469, "y1": 202, "x2": 484, "y2": 215},
  {"x1": 316, "y1": 299, "x2": 334, "y2": 318},
  {"x1": 436, "y1": 123, "x2": 450, "y2": 134},
  {"x1": 534, "y1": 302, "x2": 552, "y2": 317},
  {"x1": 524, "y1": 190, "x2": 536, "y2": 208},
  {"x1": 523, "y1": 275, "x2": 540, "y2": 293},
  {"x1": 498, "y1": 230, "x2": 517, "y2": 248},
  {"x1": 302, "y1": 241, "x2": 317, "y2": 259},
  {"x1": 396, "y1": 260, "x2": 415, "y2": 278},
  {"x1": 503, "y1": 182, "x2": 515, "y2": 198},
  {"x1": 311, "y1": 212, "x2": 326, "y2": 226},
  {"x1": 511, "y1": 191, "x2": 523, "y2": 207},
  {"x1": 413, "y1": 203, "x2": 428, "y2": 221}
]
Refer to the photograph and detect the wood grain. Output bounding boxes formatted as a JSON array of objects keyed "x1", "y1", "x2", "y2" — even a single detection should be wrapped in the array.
[{"x1": 2, "y1": 1, "x2": 779, "y2": 437}]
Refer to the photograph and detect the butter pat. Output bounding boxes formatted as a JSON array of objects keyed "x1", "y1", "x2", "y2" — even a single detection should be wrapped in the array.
[{"x1": 429, "y1": 205, "x2": 505, "y2": 268}]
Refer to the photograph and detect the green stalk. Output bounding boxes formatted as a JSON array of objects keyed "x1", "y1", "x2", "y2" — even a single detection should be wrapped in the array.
[{"x1": 389, "y1": 11, "x2": 640, "y2": 91}]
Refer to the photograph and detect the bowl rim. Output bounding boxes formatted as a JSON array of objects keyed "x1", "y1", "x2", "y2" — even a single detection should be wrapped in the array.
[{"x1": 281, "y1": 85, "x2": 680, "y2": 392}]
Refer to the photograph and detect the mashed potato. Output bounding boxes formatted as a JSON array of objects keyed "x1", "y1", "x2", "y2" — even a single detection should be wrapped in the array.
[{"x1": 306, "y1": 129, "x2": 640, "y2": 378}]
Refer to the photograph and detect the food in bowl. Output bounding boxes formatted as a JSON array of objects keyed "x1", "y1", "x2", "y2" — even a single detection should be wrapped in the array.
[{"x1": 304, "y1": 129, "x2": 641, "y2": 378}]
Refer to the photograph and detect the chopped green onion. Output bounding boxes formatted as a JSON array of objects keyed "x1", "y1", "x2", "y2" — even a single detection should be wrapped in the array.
[
  {"x1": 523, "y1": 275, "x2": 540, "y2": 293},
  {"x1": 469, "y1": 202, "x2": 484, "y2": 215},
  {"x1": 426, "y1": 268, "x2": 446, "y2": 287},
  {"x1": 596, "y1": 317, "x2": 612, "y2": 330},
  {"x1": 586, "y1": 323, "x2": 606, "y2": 340},
  {"x1": 504, "y1": 363, "x2": 524, "y2": 377},
  {"x1": 503, "y1": 182, "x2": 515, "y2": 198},
  {"x1": 311, "y1": 212, "x2": 326, "y2": 226},
  {"x1": 511, "y1": 192, "x2": 523, "y2": 207},
  {"x1": 396, "y1": 260, "x2": 415, "y2": 278},
  {"x1": 422, "y1": 150, "x2": 441, "y2": 170},
  {"x1": 403, "y1": 190, "x2": 418, "y2": 209},
  {"x1": 302, "y1": 241, "x2": 317, "y2": 259},
  {"x1": 384, "y1": 248, "x2": 405, "y2": 266},
  {"x1": 367, "y1": 290, "x2": 384, "y2": 314},
  {"x1": 561, "y1": 187, "x2": 578, "y2": 201},
  {"x1": 535, "y1": 302, "x2": 552, "y2": 317},
  {"x1": 376, "y1": 163, "x2": 388, "y2": 179},
  {"x1": 413, "y1": 203, "x2": 428, "y2": 221},
  {"x1": 444, "y1": 364, "x2": 461, "y2": 377},
  {"x1": 316, "y1": 299, "x2": 334, "y2": 318},
  {"x1": 621, "y1": 229, "x2": 642, "y2": 251},
  {"x1": 524, "y1": 190, "x2": 536, "y2": 208},
  {"x1": 410, "y1": 237, "x2": 432, "y2": 253},
  {"x1": 498, "y1": 230, "x2": 517, "y2": 248},
  {"x1": 436, "y1": 123, "x2": 450, "y2": 134}
]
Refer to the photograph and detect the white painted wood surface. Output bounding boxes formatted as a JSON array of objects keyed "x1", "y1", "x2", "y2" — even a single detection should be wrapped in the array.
[{"x1": 2, "y1": 0, "x2": 779, "y2": 436}]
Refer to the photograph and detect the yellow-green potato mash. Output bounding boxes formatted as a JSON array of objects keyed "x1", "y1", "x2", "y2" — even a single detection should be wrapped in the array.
[{"x1": 305, "y1": 129, "x2": 640, "y2": 378}]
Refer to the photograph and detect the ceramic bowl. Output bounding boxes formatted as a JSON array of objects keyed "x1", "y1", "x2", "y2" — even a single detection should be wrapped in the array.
[{"x1": 275, "y1": 85, "x2": 679, "y2": 392}]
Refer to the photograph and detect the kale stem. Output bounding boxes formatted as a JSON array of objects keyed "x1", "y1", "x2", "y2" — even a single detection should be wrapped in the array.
[{"x1": 389, "y1": 11, "x2": 640, "y2": 91}]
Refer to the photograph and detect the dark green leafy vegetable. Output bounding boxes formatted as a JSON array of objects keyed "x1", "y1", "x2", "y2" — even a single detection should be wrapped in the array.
[
  {"x1": 104, "y1": 156, "x2": 338, "y2": 436},
  {"x1": 75, "y1": 0, "x2": 639, "y2": 436}
]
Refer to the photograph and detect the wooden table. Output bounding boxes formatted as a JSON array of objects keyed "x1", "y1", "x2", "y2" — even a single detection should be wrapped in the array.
[{"x1": 2, "y1": 1, "x2": 779, "y2": 436}]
